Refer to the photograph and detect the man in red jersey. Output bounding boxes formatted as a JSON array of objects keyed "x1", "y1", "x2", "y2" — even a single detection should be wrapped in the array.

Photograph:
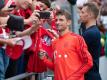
[{"x1": 38, "y1": 9, "x2": 93, "y2": 80}]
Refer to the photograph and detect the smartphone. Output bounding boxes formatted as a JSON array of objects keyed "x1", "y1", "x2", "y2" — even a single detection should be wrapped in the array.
[
  {"x1": 8, "y1": 4, "x2": 16, "y2": 8},
  {"x1": 38, "y1": 11, "x2": 50, "y2": 19}
]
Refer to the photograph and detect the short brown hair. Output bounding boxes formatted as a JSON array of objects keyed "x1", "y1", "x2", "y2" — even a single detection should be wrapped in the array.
[
  {"x1": 56, "y1": 9, "x2": 72, "y2": 20},
  {"x1": 83, "y1": 2, "x2": 99, "y2": 19},
  {"x1": 37, "y1": 0, "x2": 51, "y2": 8}
]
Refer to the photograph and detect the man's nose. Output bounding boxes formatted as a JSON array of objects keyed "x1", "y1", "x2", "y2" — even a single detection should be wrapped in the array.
[
  {"x1": 29, "y1": 1, "x2": 32, "y2": 5},
  {"x1": 56, "y1": 20, "x2": 60, "y2": 24}
]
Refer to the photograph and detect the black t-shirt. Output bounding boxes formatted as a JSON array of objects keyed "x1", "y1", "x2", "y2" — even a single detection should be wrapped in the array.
[
  {"x1": 82, "y1": 25, "x2": 102, "y2": 80},
  {"x1": 7, "y1": 14, "x2": 24, "y2": 31},
  {"x1": 79, "y1": 23, "x2": 86, "y2": 35}
]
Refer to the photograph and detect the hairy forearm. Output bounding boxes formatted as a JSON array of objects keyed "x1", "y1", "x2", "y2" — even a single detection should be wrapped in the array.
[
  {"x1": 0, "y1": 39, "x2": 7, "y2": 45},
  {"x1": 16, "y1": 24, "x2": 38, "y2": 37},
  {"x1": 24, "y1": 19, "x2": 32, "y2": 25}
]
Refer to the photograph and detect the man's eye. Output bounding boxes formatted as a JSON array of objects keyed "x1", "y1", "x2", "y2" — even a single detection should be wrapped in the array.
[{"x1": 59, "y1": 19, "x2": 64, "y2": 21}]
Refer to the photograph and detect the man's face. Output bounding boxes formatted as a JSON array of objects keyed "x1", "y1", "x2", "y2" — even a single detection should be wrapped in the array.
[
  {"x1": 56, "y1": 15, "x2": 71, "y2": 32},
  {"x1": 79, "y1": 6, "x2": 90, "y2": 23},
  {"x1": 15, "y1": 0, "x2": 32, "y2": 9}
]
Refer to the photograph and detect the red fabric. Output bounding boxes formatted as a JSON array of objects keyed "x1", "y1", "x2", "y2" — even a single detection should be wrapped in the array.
[
  {"x1": 6, "y1": 42, "x2": 24, "y2": 60},
  {"x1": 27, "y1": 27, "x2": 54, "y2": 72},
  {"x1": 25, "y1": 32, "x2": 37, "y2": 54},
  {"x1": 0, "y1": 28, "x2": 3, "y2": 34},
  {"x1": 12, "y1": 8, "x2": 32, "y2": 20},
  {"x1": 51, "y1": 12, "x2": 57, "y2": 31},
  {"x1": 51, "y1": 19, "x2": 57, "y2": 32},
  {"x1": 5, "y1": 0, "x2": 15, "y2": 8},
  {"x1": 0, "y1": 28, "x2": 3, "y2": 47},
  {"x1": 0, "y1": 27, "x2": 10, "y2": 34},
  {"x1": 37, "y1": 27, "x2": 54, "y2": 58},
  {"x1": 5, "y1": 27, "x2": 10, "y2": 33},
  {"x1": 4, "y1": 0, "x2": 8, "y2": 5},
  {"x1": 35, "y1": 5, "x2": 41, "y2": 10},
  {"x1": 42, "y1": 57, "x2": 54, "y2": 70},
  {"x1": 42, "y1": 32, "x2": 93, "y2": 80}
]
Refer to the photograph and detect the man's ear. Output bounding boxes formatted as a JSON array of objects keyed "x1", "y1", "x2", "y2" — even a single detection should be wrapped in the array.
[
  {"x1": 67, "y1": 20, "x2": 72, "y2": 26},
  {"x1": 90, "y1": 12, "x2": 96, "y2": 19}
]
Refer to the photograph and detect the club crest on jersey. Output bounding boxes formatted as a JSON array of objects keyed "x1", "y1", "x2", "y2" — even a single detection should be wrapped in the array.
[{"x1": 41, "y1": 35, "x2": 52, "y2": 46}]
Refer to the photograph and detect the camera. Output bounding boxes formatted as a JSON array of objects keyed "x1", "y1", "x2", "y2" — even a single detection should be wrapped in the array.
[{"x1": 38, "y1": 11, "x2": 50, "y2": 19}]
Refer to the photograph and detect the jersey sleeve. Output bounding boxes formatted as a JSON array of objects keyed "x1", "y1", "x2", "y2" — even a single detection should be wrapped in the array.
[
  {"x1": 75, "y1": 36, "x2": 93, "y2": 74},
  {"x1": 42, "y1": 57, "x2": 54, "y2": 70}
]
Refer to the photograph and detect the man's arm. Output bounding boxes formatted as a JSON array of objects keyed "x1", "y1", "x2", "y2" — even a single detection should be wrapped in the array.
[
  {"x1": 16, "y1": 13, "x2": 40, "y2": 37},
  {"x1": 75, "y1": 36, "x2": 93, "y2": 74},
  {"x1": 16, "y1": 24, "x2": 39, "y2": 37},
  {"x1": 42, "y1": 57, "x2": 54, "y2": 70},
  {"x1": 38, "y1": 50, "x2": 54, "y2": 70},
  {"x1": 0, "y1": 38, "x2": 17, "y2": 47}
]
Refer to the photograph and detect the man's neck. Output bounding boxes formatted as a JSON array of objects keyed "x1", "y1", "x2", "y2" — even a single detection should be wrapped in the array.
[
  {"x1": 59, "y1": 28, "x2": 70, "y2": 36},
  {"x1": 85, "y1": 19, "x2": 96, "y2": 29}
]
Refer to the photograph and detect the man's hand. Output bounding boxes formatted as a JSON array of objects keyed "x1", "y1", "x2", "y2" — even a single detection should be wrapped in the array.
[
  {"x1": 47, "y1": 29, "x2": 59, "y2": 39},
  {"x1": 38, "y1": 49, "x2": 47, "y2": 60},
  {"x1": 25, "y1": 11, "x2": 40, "y2": 25},
  {"x1": 6, "y1": 38, "x2": 22, "y2": 47},
  {"x1": 6, "y1": 38, "x2": 16, "y2": 47},
  {"x1": 15, "y1": 31, "x2": 23, "y2": 37}
]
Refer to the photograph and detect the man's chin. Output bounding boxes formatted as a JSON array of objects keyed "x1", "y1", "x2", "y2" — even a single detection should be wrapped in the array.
[{"x1": 58, "y1": 29, "x2": 64, "y2": 32}]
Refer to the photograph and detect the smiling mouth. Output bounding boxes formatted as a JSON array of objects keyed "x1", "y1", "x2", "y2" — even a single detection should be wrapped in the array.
[{"x1": 56, "y1": 25, "x2": 61, "y2": 29}]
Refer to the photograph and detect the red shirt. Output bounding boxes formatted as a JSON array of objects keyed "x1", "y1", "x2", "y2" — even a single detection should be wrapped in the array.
[
  {"x1": 42, "y1": 32, "x2": 93, "y2": 80},
  {"x1": 0, "y1": 27, "x2": 10, "y2": 47},
  {"x1": 27, "y1": 27, "x2": 54, "y2": 72}
]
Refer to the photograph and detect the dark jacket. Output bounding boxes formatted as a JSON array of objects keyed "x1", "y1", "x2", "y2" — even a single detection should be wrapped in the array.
[{"x1": 81, "y1": 25, "x2": 102, "y2": 80}]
